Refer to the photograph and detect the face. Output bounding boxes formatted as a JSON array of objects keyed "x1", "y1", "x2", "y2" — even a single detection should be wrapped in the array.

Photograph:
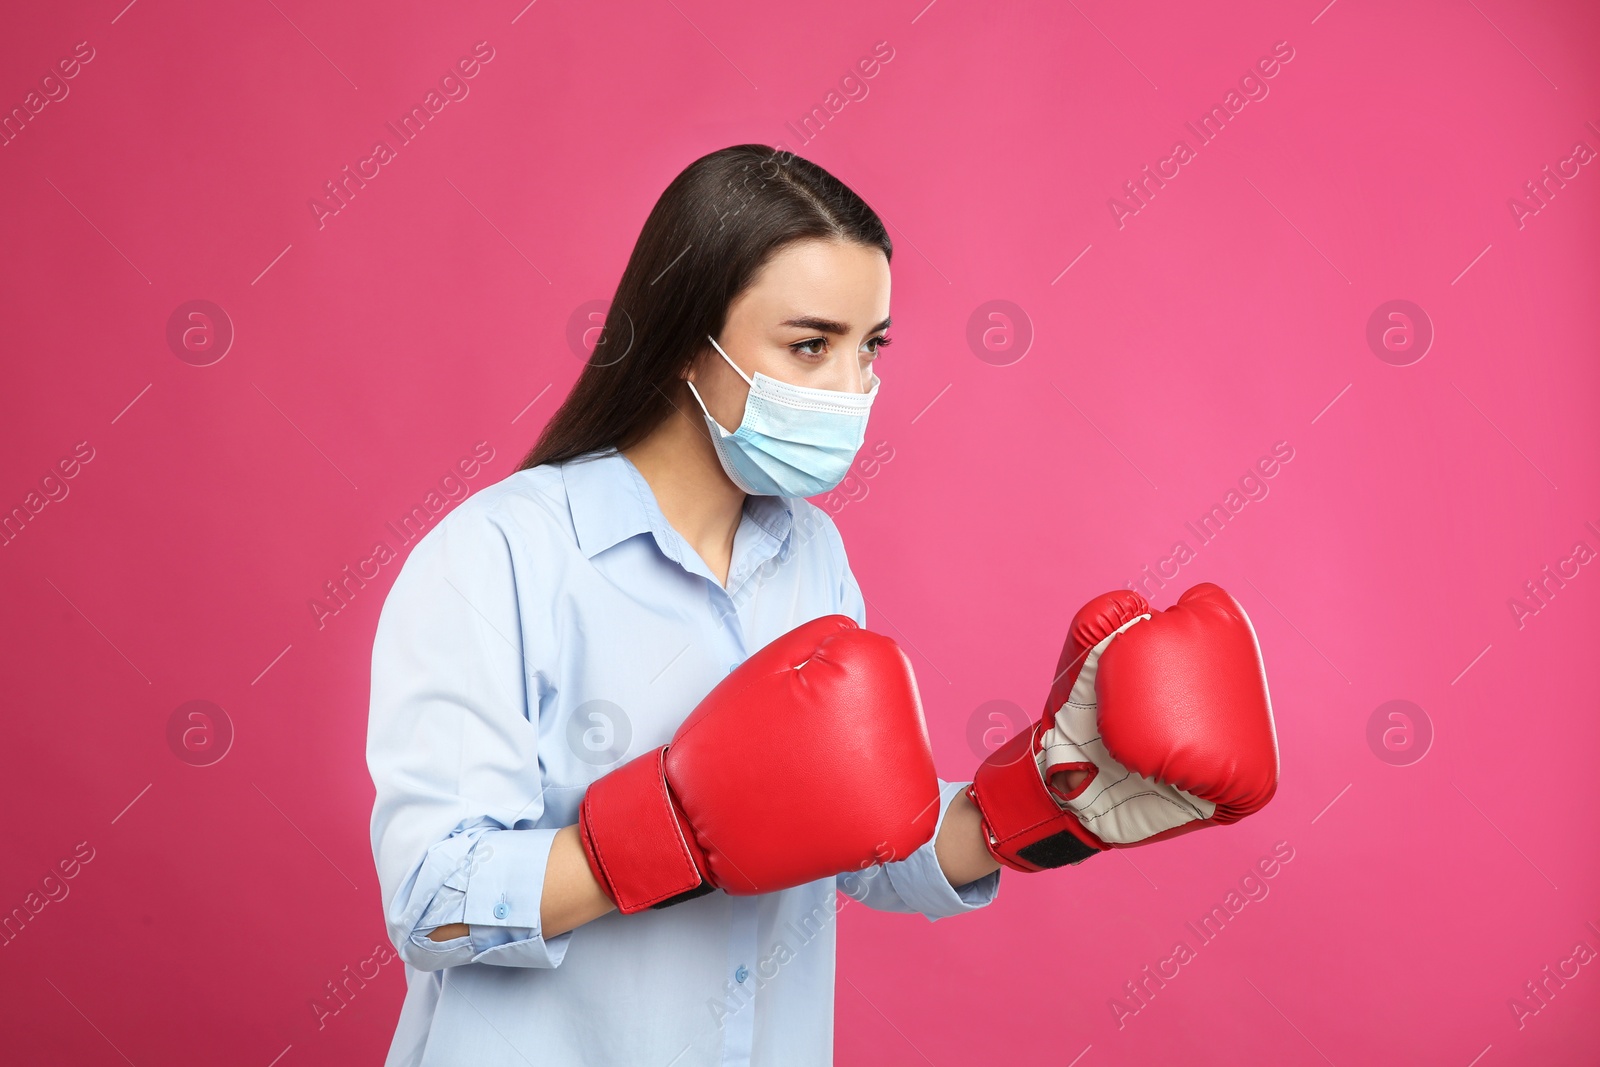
[{"x1": 686, "y1": 238, "x2": 891, "y2": 431}]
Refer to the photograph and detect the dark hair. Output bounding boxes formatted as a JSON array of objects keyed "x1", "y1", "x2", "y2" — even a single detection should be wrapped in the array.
[{"x1": 517, "y1": 144, "x2": 893, "y2": 471}]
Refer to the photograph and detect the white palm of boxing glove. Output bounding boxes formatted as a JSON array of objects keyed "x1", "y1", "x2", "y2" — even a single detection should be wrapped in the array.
[
  {"x1": 967, "y1": 585, "x2": 1279, "y2": 872},
  {"x1": 1036, "y1": 613, "x2": 1217, "y2": 844}
]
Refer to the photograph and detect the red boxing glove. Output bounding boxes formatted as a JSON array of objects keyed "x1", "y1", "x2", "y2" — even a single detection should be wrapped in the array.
[
  {"x1": 578, "y1": 615, "x2": 941, "y2": 914},
  {"x1": 967, "y1": 583, "x2": 1278, "y2": 872}
]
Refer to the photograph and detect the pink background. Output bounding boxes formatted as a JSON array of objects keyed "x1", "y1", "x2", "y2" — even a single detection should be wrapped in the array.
[{"x1": 3, "y1": 0, "x2": 1597, "y2": 1064}]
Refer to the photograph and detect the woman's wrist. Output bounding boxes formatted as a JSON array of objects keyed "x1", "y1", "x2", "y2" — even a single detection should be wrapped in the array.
[
  {"x1": 541, "y1": 824, "x2": 618, "y2": 937},
  {"x1": 934, "y1": 789, "x2": 1003, "y2": 888}
]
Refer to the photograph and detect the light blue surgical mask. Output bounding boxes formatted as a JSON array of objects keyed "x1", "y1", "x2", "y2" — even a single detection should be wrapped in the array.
[{"x1": 685, "y1": 334, "x2": 880, "y2": 498}]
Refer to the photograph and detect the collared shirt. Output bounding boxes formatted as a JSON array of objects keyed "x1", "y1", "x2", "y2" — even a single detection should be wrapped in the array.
[{"x1": 367, "y1": 449, "x2": 999, "y2": 1067}]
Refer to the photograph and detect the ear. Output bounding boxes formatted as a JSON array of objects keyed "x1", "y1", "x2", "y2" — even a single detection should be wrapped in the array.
[{"x1": 681, "y1": 342, "x2": 713, "y2": 384}]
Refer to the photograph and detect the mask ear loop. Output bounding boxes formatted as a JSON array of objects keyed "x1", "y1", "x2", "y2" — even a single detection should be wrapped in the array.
[
  {"x1": 706, "y1": 335, "x2": 757, "y2": 387},
  {"x1": 685, "y1": 335, "x2": 753, "y2": 436}
]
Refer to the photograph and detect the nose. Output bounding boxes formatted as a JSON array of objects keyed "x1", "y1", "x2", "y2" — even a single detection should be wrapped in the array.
[{"x1": 831, "y1": 356, "x2": 872, "y2": 395}]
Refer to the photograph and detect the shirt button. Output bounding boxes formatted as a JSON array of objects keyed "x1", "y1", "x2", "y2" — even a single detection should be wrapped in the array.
[
  {"x1": 493, "y1": 902, "x2": 509, "y2": 919},
  {"x1": 728, "y1": 663, "x2": 740, "y2": 674},
  {"x1": 735, "y1": 965, "x2": 749, "y2": 983}
]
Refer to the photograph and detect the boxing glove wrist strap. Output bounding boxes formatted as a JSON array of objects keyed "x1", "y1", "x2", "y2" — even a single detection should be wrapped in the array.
[
  {"x1": 967, "y1": 726, "x2": 1103, "y2": 872},
  {"x1": 578, "y1": 747, "x2": 715, "y2": 914}
]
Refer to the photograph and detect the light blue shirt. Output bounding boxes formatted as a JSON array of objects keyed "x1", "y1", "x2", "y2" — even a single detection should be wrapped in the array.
[{"x1": 367, "y1": 449, "x2": 999, "y2": 1067}]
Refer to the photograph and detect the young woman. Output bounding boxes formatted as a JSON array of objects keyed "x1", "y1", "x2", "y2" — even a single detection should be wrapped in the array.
[
  {"x1": 366, "y1": 145, "x2": 1008, "y2": 1067},
  {"x1": 367, "y1": 144, "x2": 1278, "y2": 1066}
]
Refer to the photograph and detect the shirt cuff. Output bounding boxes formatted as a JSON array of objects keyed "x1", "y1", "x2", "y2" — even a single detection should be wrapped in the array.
[
  {"x1": 457, "y1": 827, "x2": 574, "y2": 968},
  {"x1": 878, "y1": 779, "x2": 1001, "y2": 921}
]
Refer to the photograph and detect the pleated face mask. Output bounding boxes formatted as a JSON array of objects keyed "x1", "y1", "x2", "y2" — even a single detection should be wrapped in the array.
[{"x1": 685, "y1": 334, "x2": 880, "y2": 498}]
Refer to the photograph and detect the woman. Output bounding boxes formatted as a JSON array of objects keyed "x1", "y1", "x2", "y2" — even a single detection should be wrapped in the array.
[
  {"x1": 367, "y1": 144, "x2": 1279, "y2": 1066},
  {"x1": 367, "y1": 145, "x2": 1009, "y2": 1067}
]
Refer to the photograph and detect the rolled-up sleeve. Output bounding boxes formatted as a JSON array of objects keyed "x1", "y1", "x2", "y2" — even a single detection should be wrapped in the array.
[
  {"x1": 367, "y1": 504, "x2": 573, "y2": 971},
  {"x1": 840, "y1": 778, "x2": 1001, "y2": 920}
]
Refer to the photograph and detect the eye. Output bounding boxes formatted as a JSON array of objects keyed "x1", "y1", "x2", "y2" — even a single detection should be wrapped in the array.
[
  {"x1": 866, "y1": 334, "x2": 893, "y2": 355},
  {"x1": 790, "y1": 337, "x2": 828, "y2": 358}
]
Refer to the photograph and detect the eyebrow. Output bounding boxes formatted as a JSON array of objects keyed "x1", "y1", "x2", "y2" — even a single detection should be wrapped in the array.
[{"x1": 778, "y1": 315, "x2": 892, "y2": 335}]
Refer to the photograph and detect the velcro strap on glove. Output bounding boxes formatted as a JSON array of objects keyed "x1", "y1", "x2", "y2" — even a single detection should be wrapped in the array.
[
  {"x1": 578, "y1": 747, "x2": 708, "y2": 914},
  {"x1": 967, "y1": 726, "x2": 1103, "y2": 871}
]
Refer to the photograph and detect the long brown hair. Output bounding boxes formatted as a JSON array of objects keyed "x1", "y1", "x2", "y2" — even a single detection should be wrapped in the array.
[{"x1": 517, "y1": 144, "x2": 893, "y2": 471}]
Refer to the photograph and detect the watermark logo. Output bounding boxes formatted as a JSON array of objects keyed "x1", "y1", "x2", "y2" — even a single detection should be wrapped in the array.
[
  {"x1": 1508, "y1": 523, "x2": 1597, "y2": 630},
  {"x1": 1508, "y1": 136, "x2": 1595, "y2": 230},
  {"x1": 1365, "y1": 300, "x2": 1432, "y2": 367},
  {"x1": 1365, "y1": 699, "x2": 1432, "y2": 767},
  {"x1": 1108, "y1": 41, "x2": 1296, "y2": 229},
  {"x1": 166, "y1": 300, "x2": 234, "y2": 367},
  {"x1": 707, "y1": 842, "x2": 901, "y2": 1029},
  {"x1": 565, "y1": 700, "x2": 632, "y2": 767},
  {"x1": 310, "y1": 942, "x2": 399, "y2": 1030},
  {"x1": 1127, "y1": 441, "x2": 1294, "y2": 596},
  {"x1": 0, "y1": 40, "x2": 96, "y2": 150},
  {"x1": 778, "y1": 41, "x2": 895, "y2": 149},
  {"x1": 0, "y1": 840, "x2": 96, "y2": 949},
  {"x1": 1110, "y1": 840, "x2": 1296, "y2": 1028},
  {"x1": 166, "y1": 699, "x2": 234, "y2": 767},
  {"x1": 817, "y1": 440, "x2": 895, "y2": 515},
  {"x1": 966, "y1": 300, "x2": 1033, "y2": 366},
  {"x1": 308, "y1": 42, "x2": 496, "y2": 230},
  {"x1": 310, "y1": 442, "x2": 496, "y2": 630},
  {"x1": 566, "y1": 300, "x2": 634, "y2": 366},
  {"x1": 1508, "y1": 928, "x2": 1597, "y2": 1030},
  {"x1": 965, "y1": 698, "x2": 1032, "y2": 761},
  {"x1": 1, "y1": 441, "x2": 96, "y2": 549}
]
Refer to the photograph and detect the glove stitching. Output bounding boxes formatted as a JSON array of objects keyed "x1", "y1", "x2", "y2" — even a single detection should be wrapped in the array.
[
  {"x1": 1071, "y1": 766, "x2": 1130, "y2": 808},
  {"x1": 1079, "y1": 787, "x2": 1210, "y2": 827}
]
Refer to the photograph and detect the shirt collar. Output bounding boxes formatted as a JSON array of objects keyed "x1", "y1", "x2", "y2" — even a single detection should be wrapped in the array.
[{"x1": 561, "y1": 449, "x2": 797, "y2": 563}]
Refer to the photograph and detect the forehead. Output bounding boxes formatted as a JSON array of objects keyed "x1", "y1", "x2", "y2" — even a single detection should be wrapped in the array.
[{"x1": 745, "y1": 239, "x2": 891, "y2": 318}]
